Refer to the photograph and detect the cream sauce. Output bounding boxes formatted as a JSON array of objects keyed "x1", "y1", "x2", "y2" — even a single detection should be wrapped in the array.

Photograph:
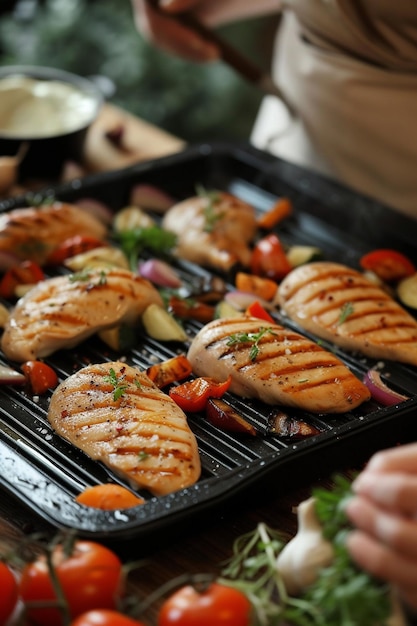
[{"x1": 0, "y1": 75, "x2": 98, "y2": 138}]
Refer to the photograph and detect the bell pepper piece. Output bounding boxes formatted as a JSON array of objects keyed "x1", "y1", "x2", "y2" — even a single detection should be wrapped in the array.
[
  {"x1": 0, "y1": 260, "x2": 44, "y2": 299},
  {"x1": 257, "y1": 197, "x2": 292, "y2": 229},
  {"x1": 169, "y1": 375, "x2": 232, "y2": 413},
  {"x1": 235, "y1": 272, "x2": 277, "y2": 301},
  {"x1": 168, "y1": 295, "x2": 215, "y2": 324},
  {"x1": 250, "y1": 233, "x2": 292, "y2": 282},
  {"x1": 146, "y1": 354, "x2": 193, "y2": 388},
  {"x1": 46, "y1": 235, "x2": 106, "y2": 266},
  {"x1": 245, "y1": 300, "x2": 275, "y2": 323}
]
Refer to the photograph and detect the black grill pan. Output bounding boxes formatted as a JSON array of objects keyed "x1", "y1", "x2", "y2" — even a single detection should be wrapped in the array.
[{"x1": 1, "y1": 141, "x2": 417, "y2": 540}]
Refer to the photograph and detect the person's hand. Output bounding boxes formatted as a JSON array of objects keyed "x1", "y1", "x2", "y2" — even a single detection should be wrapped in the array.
[
  {"x1": 345, "y1": 443, "x2": 417, "y2": 612},
  {"x1": 130, "y1": 0, "x2": 221, "y2": 62}
]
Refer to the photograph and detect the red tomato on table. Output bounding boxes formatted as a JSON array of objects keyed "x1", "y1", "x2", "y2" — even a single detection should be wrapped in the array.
[
  {"x1": 71, "y1": 610, "x2": 146, "y2": 626},
  {"x1": 19, "y1": 540, "x2": 123, "y2": 626},
  {"x1": 157, "y1": 582, "x2": 252, "y2": 626},
  {"x1": 0, "y1": 561, "x2": 18, "y2": 626}
]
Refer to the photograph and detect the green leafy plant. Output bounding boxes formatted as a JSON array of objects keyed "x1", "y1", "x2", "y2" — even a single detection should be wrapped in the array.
[{"x1": 220, "y1": 475, "x2": 392, "y2": 626}]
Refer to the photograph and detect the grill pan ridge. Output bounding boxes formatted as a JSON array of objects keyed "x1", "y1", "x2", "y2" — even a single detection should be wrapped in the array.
[{"x1": 1, "y1": 141, "x2": 417, "y2": 540}]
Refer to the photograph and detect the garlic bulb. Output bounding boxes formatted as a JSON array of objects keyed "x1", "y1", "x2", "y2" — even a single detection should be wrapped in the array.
[{"x1": 276, "y1": 496, "x2": 334, "y2": 595}]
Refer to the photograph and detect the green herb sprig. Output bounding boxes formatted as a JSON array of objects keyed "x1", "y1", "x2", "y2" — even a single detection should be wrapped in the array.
[
  {"x1": 196, "y1": 184, "x2": 224, "y2": 233},
  {"x1": 227, "y1": 327, "x2": 276, "y2": 361},
  {"x1": 220, "y1": 475, "x2": 391, "y2": 626},
  {"x1": 337, "y1": 302, "x2": 354, "y2": 325},
  {"x1": 116, "y1": 226, "x2": 177, "y2": 272}
]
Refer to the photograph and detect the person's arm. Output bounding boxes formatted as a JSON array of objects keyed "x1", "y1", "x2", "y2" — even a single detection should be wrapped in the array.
[
  {"x1": 130, "y1": 0, "x2": 282, "y2": 62},
  {"x1": 345, "y1": 443, "x2": 417, "y2": 614}
]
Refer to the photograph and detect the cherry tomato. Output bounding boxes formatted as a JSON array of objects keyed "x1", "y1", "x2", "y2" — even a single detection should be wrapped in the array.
[
  {"x1": 46, "y1": 236, "x2": 105, "y2": 266},
  {"x1": 169, "y1": 376, "x2": 232, "y2": 413},
  {"x1": 0, "y1": 561, "x2": 18, "y2": 626},
  {"x1": 359, "y1": 248, "x2": 416, "y2": 282},
  {"x1": 70, "y1": 610, "x2": 146, "y2": 626},
  {"x1": 21, "y1": 360, "x2": 59, "y2": 395},
  {"x1": 250, "y1": 234, "x2": 291, "y2": 282},
  {"x1": 0, "y1": 260, "x2": 44, "y2": 299},
  {"x1": 19, "y1": 540, "x2": 123, "y2": 626},
  {"x1": 157, "y1": 582, "x2": 252, "y2": 626}
]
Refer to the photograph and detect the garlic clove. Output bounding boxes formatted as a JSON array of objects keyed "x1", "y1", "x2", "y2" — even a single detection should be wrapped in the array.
[{"x1": 275, "y1": 496, "x2": 334, "y2": 596}]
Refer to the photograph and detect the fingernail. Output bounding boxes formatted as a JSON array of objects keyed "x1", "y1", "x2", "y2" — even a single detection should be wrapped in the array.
[{"x1": 351, "y1": 472, "x2": 376, "y2": 493}]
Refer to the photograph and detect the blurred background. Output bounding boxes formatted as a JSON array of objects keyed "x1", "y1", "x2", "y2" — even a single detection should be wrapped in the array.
[{"x1": 0, "y1": 0, "x2": 278, "y2": 143}]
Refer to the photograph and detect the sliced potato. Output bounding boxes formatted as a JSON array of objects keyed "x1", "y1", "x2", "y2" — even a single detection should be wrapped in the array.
[
  {"x1": 0, "y1": 302, "x2": 10, "y2": 328},
  {"x1": 142, "y1": 303, "x2": 188, "y2": 342},
  {"x1": 98, "y1": 325, "x2": 137, "y2": 351},
  {"x1": 113, "y1": 206, "x2": 155, "y2": 232},
  {"x1": 286, "y1": 245, "x2": 322, "y2": 268},
  {"x1": 215, "y1": 300, "x2": 244, "y2": 319},
  {"x1": 64, "y1": 246, "x2": 129, "y2": 271},
  {"x1": 397, "y1": 273, "x2": 417, "y2": 309}
]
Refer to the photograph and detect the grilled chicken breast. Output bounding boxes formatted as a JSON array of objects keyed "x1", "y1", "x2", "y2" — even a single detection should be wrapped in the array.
[
  {"x1": 1, "y1": 267, "x2": 163, "y2": 362},
  {"x1": 48, "y1": 361, "x2": 201, "y2": 496},
  {"x1": 162, "y1": 191, "x2": 257, "y2": 272},
  {"x1": 0, "y1": 201, "x2": 107, "y2": 265},
  {"x1": 187, "y1": 316, "x2": 370, "y2": 413},
  {"x1": 278, "y1": 261, "x2": 417, "y2": 366}
]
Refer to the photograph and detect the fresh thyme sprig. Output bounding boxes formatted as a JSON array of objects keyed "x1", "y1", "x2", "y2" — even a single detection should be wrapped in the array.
[
  {"x1": 69, "y1": 269, "x2": 107, "y2": 286},
  {"x1": 337, "y1": 302, "x2": 354, "y2": 325},
  {"x1": 196, "y1": 184, "x2": 224, "y2": 233},
  {"x1": 227, "y1": 327, "x2": 276, "y2": 361}
]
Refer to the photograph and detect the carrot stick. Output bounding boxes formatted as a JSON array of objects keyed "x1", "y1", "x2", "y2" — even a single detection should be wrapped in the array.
[{"x1": 257, "y1": 197, "x2": 292, "y2": 229}]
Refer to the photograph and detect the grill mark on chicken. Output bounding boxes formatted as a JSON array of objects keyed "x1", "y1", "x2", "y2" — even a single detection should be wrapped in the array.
[
  {"x1": 0, "y1": 202, "x2": 107, "y2": 265},
  {"x1": 48, "y1": 362, "x2": 201, "y2": 495},
  {"x1": 279, "y1": 261, "x2": 417, "y2": 365},
  {"x1": 1, "y1": 267, "x2": 163, "y2": 362},
  {"x1": 187, "y1": 317, "x2": 370, "y2": 413}
]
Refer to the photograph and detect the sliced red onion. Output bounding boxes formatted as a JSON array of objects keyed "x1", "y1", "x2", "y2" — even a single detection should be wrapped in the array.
[
  {"x1": 0, "y1": 364, "x2": 26, "y2": 385},
  {"x1": 130, "y1": 184, "x2": 175, "y2": 213},
  {"x1": 363, "y1": 369, "x2": 409, "y2": 406},
  {"x1": 139, "y1": 259, "x2": 182, "y2": 288},
  {"x1": 225, "y1": 290, "x2": 274, "y2": 311},
  {"x1": 75, "y1": 198, "x2": 113, "y2": 225}
]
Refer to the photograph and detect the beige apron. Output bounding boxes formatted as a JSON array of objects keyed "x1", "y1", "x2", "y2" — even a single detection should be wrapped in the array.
[{"x1": 251, "y1": 1, "x2": 417, "y2": 218}]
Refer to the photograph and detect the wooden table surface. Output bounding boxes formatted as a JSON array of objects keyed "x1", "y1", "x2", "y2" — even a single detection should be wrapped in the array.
[{"x1": 0, "y1": 102, "x2": 392, "y2": 624}]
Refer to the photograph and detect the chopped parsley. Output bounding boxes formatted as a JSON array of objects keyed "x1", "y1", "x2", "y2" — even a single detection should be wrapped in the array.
[
  {"x1": 104, "y1": 368, "x2": 128, "y2": 401},
  {"x1": 137, "y1": 450, "x2": 150, "y2": 461},
  {"x1": 69, "y1": 269, "x2": 107, "y2": 286}
]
